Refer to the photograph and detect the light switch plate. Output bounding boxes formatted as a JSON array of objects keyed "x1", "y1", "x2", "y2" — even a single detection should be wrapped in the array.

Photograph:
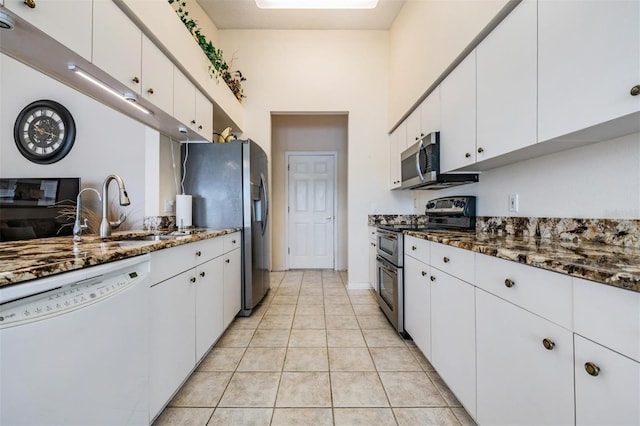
[
  {"x1": 164, "y1": 199, "x2": 175, "y2": 214},
  {"x1": 508, "y1": 194, "x2": 519, "y2": 212}
]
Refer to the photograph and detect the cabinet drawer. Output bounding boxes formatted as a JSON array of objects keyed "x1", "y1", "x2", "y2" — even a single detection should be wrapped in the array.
[
  {"x1": 405, "y1": 235, "x2": 430, "y2": 262},
  {"x1": 475, "y1": 253, "x2": 572, "y2": 329},
  {"x1": 430, "y1": 242, "x2": 475, "y2": 284},
  {"x1": 369, "y1": 226, "x2": 377, "y2": 240},
  {"x1": 192, "y1": 237, "x2": 224, "y2": 263},
  {"x1": 223, "y1": 232, "x2": 241, "y2": 253},
  {"x1": 150, "y1": 238, "x2": 223, "y2": 284},
  {"x1": 574, "y1": 277, "x2": 640, "y2": 362}
]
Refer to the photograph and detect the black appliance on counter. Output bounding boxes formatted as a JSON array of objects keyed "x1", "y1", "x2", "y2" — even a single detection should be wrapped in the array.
[
  {"x1": 0, "y1": 178, "x2": 80, "y2": 241},
  {"x1": 400, "y1": 132, "x2": 479, "y2": 190},
  {"x1": 374, "y1": 196, "x2": 477, "y2": 335}
]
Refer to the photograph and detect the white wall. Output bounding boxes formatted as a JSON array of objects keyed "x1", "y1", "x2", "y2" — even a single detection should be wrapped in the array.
[
  {"x1": 145, "y1": 131, "x2": 182, "y2": 217},
  {"x1": 271, "y1": 114, "x2": 349, "y2": 271},
  {"x1": 388, "y1": 0, "x2": 508, "y2": 128},
  {"x1": 413, "y1": 133, "x2": 640, "y2": 219},
  {"x1": 217, "y1": 30, "x2": 413, "y2": 286},
  {"x1": 1, "y1": 53, "x2": 148, "y2": 229}
]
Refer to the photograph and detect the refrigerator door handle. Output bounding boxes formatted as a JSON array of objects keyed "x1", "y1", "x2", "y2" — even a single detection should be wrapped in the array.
[{"x1": 259, "y1": 173, "x2": 268, "y2": 235}]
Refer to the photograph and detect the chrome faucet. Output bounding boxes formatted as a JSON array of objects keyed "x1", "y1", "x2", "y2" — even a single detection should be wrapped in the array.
[
  {"x1": 73, "y1": 188, "x2": 101, "y2": 242},
  {"x1": 99, "y1": 174, "x2": 131, "y2": 238}
]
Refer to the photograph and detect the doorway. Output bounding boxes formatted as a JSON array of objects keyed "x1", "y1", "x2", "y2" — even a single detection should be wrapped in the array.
[
  {"x1": 286, "y1": 153, "x2": 337, "y2": 269},
  {"x1": 270, "y1": 114, "x2": 348, "y2": 272}
]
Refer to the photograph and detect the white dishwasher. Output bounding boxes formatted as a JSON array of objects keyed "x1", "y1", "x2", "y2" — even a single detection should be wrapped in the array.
[{"x1": 0, "y1": 254, "x2": 150, "y2": 426}]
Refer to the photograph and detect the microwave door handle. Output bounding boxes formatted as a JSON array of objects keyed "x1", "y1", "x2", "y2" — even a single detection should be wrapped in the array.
[{"x1": 415, "y1": 140, "x2": 425, "y2": 181}]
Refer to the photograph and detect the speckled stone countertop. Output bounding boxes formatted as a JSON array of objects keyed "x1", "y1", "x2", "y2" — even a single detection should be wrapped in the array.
[
  {"x1": 405, "y1": 230, "x2": 640, "y2": 293},
  {"x1": 0, "y1": 228, "x2": 240, "y2": 287}
]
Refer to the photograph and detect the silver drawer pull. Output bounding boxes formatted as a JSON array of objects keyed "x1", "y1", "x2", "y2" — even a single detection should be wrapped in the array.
[
  {"x1": 504, "y1": 278, "x2": 515, "y2": 288},
  {"x1": 443, "y1": 257, "x2": 450, "y2": 263},
  {"x1": 412, "y1": 246, "x2": 417, "y2": 251},
  {"x1": 421, "y1": 271, "x2": 427, "y2": 276},
  {"x1": 430, "y1": 276, "x2": 436, "y2": 282}
]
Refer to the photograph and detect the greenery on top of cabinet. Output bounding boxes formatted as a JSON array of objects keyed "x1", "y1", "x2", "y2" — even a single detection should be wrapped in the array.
[{"x1": 168, "y1": 0, "x2": 246, "y2": 102}]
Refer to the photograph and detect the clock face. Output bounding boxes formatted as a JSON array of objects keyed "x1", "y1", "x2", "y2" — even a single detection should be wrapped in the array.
[{"x1": 14, "y1": 100, "x2": 76, "y2": 164}]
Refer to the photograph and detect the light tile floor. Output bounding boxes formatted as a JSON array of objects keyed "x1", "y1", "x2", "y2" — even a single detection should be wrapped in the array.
[{"x1": 153, "y1": 270, "x2": 476, "y2": 426}]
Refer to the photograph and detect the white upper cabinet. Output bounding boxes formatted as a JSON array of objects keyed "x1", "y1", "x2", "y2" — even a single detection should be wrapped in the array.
[
  {"x1": 477, "y1": 0, "x2": 537, "y2": 162},
  {"x1": 93, "y1": 0, "x2": 142, "y2": 94},
  {"x1": 538, "y1": 0, "x2": 640, "y2": 142},
  {"x1": 440, "y1": 51, "x2": 477, "y2": 172},
  {"x1": 405, "y1": 108, "x2": 422, "y2": 149},
  {"x1": 142, "y1": 35, "x2": 173, "y2": 115},
  {"x1": 419, "y1": 86, "x2": 441, "y2": 139},
  {"x1": 389, "y1": 122, "x2": 405, "y2": 189},
  {"x1": 173, "y1": 67, "x2": 196, "y2": 130},
  {"x1": 4, "y1": 0, "x2": 92, "y2": 61},
  {"x1": 195, "y1": 89, "x2": 213, "y2": 140}
]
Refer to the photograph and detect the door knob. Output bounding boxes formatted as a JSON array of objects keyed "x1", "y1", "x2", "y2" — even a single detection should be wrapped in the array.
[{"x1": 326, "y1": 216, "x2": 333, "y2": 220}]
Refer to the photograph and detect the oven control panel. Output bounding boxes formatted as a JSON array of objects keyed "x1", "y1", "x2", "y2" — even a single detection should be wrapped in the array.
[{"x1": 425, "y1": 196, "x2": 476, "y2": 216}]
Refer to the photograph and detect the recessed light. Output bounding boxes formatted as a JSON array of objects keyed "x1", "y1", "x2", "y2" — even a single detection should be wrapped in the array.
[{"x1": 255, "y1": 0, "x2": 378, "y2": 9}]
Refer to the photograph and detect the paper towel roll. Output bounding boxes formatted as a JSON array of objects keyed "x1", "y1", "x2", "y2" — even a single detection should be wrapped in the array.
[{"x1": 176, "y1": 194, "x2": 192, "y2": 228}]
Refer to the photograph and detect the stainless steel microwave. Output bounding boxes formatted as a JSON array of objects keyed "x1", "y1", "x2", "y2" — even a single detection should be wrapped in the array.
[{"x1": 399, "y1": 132, "x2": 479, "y2": 190}]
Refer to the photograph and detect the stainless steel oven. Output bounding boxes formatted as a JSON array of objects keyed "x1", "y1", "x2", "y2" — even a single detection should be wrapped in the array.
[
  {"x1": 376, "y1": 254, "x2": 403, "y2": 333},
  {"x1": 375, "y1": 227, "x2": 405, "y2": 333}
]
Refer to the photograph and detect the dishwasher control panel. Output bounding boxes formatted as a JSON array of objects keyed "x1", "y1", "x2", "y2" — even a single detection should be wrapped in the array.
[{"x1": 0, "y1": 270, "x2": 142, "y2": 328}]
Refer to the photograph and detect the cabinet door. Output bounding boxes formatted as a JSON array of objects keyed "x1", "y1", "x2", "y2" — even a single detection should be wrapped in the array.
[
  {"x1": 538, "y1": 0, "x2": 640, "y2": 142},
  {"x1": 149, "y1": 272, "x2": 196, "y2": 418},
  {"x1": 476, "y1": 289, "x2": 574, "y2": 425},
  {"x1": 440, "y1": 51, "x2": 476, "y2": 172},
  {"x1": 195, "y1": 89, "x2": 213, "y2": 140},
  {"x1": 173, "y1": 68, "x2": 196, "y2": 129},
  {"x1": 574, "y1": 336, "x2": 640, "y2": 426},
  {"x1": 223, "y1": 248, "x2": 242, "y2": 329},
  {"x1": 389, "y1": 122, "x2": 405, "y2": 189},
  {"x1": 405, "y1": 108, "x2": 422, "y2": 149},
  {"x1": 93, "y1": 0, "x2": 142, "y2": 93},
  {"x1": 477, "y1": 0, "x2": 537, "y2": 162},
  {"x1": 368, "y1": 236, "x2": 378, "y2": 289},
  {"x1": 4, "y1": 0, "x2": 92, "y2": 61},
  {"x1": 430, "y1": 268, "x2": 476, "y2": 417},
  {"x1": 195, "y1": 257, "x2": 224, "y2": 361},
  {"x1": 420, "y1": 86, "x2": 440, "y2": 137},
  {"x1": 142, "y1": 35, "x2": 173, "y2": 114},
  {"x1": 403, "y1": 256, "x2": 431, "y2": 359}
]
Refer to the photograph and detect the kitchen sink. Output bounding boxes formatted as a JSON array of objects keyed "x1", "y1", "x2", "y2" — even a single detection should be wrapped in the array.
[{"x1": 123, "y1": 234, "x2": 187, "y2": 241}]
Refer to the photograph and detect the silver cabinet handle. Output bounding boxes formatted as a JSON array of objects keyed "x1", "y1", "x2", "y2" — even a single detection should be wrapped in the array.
[
  {"x1": 505, "y1": 278, "x2": 515, "y2": 288},
  {"x1": 443, "y1": 257, "x2": 450, "y2": 263},
  {"x1": 421, "y1": 271, "x2": 427, "y2": 276},
  {"x1": 631, "y1": 85, "x2": 640, "y2": 96},
  {"x1": 430, "y1": 276, "x2": 436, "y2": 282}
]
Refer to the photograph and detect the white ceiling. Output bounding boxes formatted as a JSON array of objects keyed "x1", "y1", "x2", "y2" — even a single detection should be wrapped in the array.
[{"x1": 196, "y1": 0, "x2": 406, "y2": 30}]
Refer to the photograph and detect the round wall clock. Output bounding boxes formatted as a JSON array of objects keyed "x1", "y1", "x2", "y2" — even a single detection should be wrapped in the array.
[{"x1": 13, "y1": 100, "x2": 76, "y2": 164}]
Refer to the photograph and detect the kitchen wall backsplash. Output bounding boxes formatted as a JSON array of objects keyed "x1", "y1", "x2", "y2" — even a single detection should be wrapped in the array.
[
  {"x1": 477, "y1": 217, "x2": 640, "y2": 248},
  {"x1": 368, "y1": 214, "x2": 428, "y2": 226},
  {"x1": 143, "y1": 215, "x2": 176, "y2": 231},
  {"x1": 368, "y1": 215, "x2": 640, "y2": 248}
]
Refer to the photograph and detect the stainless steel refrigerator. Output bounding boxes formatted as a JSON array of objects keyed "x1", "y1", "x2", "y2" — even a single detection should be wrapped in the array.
[{"x1": 182, "y1": 140, "x2": 269, "y2": 316}]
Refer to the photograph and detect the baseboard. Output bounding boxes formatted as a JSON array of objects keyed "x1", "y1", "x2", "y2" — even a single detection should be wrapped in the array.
[{"x1": 347, "y1": 282, "x2": 373, "y2": 290}]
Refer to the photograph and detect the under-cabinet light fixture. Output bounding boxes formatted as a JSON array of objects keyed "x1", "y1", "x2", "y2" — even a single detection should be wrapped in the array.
[
  {"x1": 68, "y1": 64, "x2": 151, "y2": 115},
  {"x1": 255, "y1": 0, "x2": 378, "y2": 9}
]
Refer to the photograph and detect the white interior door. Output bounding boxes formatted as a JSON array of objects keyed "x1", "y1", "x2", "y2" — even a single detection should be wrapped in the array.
[{"x1": 287, "y1": 154, "x2": 336, "y2": 269}]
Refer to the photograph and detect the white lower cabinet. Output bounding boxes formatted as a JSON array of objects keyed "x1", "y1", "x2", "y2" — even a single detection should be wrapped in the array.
[
  {"x1": 430, "y1": 267, "x2": 476, "y2": 417},
  {"x1": 574, "y1": 335, "x2": 640, "y2": 426},
  {"x1": 223, "y1": 247, "x2": 242, "y2": 329},
  {"x1": 149, "y1": 268, "x2": 196, "y2": 418},
  {"x1": 148, "y1": 234, "x2": 241, "y2": 420},
  {"x1": 403, "y1": 255, "x2": 431, "y2": 359},
  {"x1": 368, "y1": 227, "x2": 377, "y2": 289},
  {"x1": 476, "y1": 288, "x2": 574, "y2": 425},
  {"x1": 195, "y1": 257, "x2": 224, "y2": 361}
]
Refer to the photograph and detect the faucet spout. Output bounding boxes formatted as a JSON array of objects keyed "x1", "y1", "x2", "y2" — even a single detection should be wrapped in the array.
[
  {"x1": 100, "y1": 174, "x2": 131, "y2": 238},
  {"x1": 73, "y1": 188, "x2": 101, "y2": 242}
]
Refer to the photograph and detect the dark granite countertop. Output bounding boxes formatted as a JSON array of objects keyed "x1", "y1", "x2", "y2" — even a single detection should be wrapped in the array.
[
  {"x1": 405, "y1": 230, "x2": 640, "y2": 293},
  {"x1": 0, "y1": 228, "x2": 241, "y2": 287}
]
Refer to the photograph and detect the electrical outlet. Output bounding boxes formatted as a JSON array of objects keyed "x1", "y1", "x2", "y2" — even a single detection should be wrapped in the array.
[
  {"x1": 508, "y1": 194, "x2": 519, "y2": 212},
  {"x1": 164, "y1": 199, "x2": 175, "y2": 214}
]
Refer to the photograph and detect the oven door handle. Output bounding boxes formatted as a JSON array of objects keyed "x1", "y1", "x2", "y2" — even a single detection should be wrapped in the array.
[{"x1": 376, "y1": 256, "x2": 397, "y2": 275}]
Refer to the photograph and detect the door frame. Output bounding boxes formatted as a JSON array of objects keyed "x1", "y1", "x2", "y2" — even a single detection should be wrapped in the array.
[{"x1": 285, "y1": 151, "x2": 338, "y2": 270}]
